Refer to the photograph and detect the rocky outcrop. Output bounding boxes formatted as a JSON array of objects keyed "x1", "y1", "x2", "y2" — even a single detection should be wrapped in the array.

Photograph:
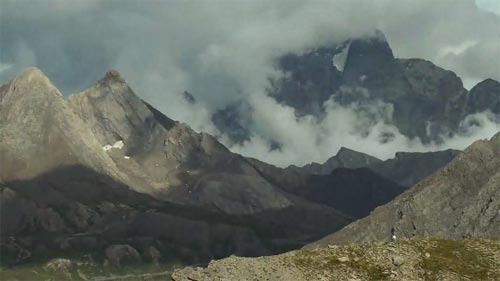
[
  {"x1": 311, "y1": 132, "x2": 500, "y2": 247},
  {"x1": 104, "y1": 244, "x2": 142, "y2": 267}
]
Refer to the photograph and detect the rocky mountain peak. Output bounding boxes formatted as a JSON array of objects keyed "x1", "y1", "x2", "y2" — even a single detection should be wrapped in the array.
[
  {"x1": 474, "y1": 78, "x2": 500, "y2": 88},
  {"x1": 13, "y1": 67, "x2": 54, "y2": 86},
  {"x1": 343, "y1": 30, "x2": 396, "y2": 83},
  {"x1": 68, "y1": 70, "x2": 176, "y2": 151},
  {"x1": 292, "y1": 147, "x2": 382, "y2": 175},
  {"x1": 0, "y1": 68, "x2": 126, "y2": 183},
  {"x1": 336, "y1": 146, "x2": 363, "y2": 157},
  {"x1": 99, "y1": 69, "x2": 126, "y2": 85},
  {"x1": 4, "y1": 67, "x2": 62, "y2": 102},
  {"x1": 467, "y1": 78, "x2": 500, "y2": 114}
]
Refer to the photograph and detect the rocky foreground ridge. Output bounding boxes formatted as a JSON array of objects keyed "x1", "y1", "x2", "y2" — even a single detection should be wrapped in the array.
[{"x1": 172, "y1": 238, "x2": 500, "y2": 281}]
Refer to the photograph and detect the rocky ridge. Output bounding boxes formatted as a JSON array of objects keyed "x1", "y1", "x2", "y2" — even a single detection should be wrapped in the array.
[
  {"x1": 172, "y1": 238, "x2": 500, "y2": 281},
  {"x1": 312, "y1": 132, "x2": 500, "y2": 246}
]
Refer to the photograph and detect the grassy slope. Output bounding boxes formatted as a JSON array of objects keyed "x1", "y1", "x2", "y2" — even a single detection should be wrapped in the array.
[{"x1": 172, "y1": 238, "x2": 500, "y2": 281}]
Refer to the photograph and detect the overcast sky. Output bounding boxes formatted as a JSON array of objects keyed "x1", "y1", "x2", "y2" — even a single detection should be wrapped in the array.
[{"x1": 1, "y1": 0, "x2": 499, "y2": 166}]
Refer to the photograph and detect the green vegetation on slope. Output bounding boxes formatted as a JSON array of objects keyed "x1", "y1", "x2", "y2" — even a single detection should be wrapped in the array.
[
  {"x1": 172, "y1": 238, "x2": 500, "y2": 281},
  {"x1": 0, "y1": 260, "x2": 180, "y2": 281}
]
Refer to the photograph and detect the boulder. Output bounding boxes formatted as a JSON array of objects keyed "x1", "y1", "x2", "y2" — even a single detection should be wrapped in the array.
[
  {"x1": 44, "y1": 258, "x2": 73, "y2": 272},
  {"x1": 142, "y1": 246, "x2": 161, "y2": 264},
  {"x1": 104, "y1": 244, "x2": 142, "y2": 267}
]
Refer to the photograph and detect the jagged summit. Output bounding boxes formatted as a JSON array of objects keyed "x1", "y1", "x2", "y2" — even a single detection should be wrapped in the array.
[
  {"x1": 3, "y1": 67, "x2": 62, "y2": 102},
  {"x1": 69, "y1": 70, "x2": 176, "y2": 151},
  {"x1": 0, "y1": 68, "x2": 125, "y2": 183},
  {"x1": 98, "y1": 69, "x2": 127, "y2": 85},
  {"x1": 343, "y1": 30, "x2": 397, "y2": 82},
  {"x1": 12, "y1": 67, "x2": 55, "y2": 86}
]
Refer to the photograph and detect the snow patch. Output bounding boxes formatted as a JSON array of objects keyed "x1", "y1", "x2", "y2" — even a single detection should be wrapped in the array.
[
  {"x1": 124, "y1": 155, "x2": 130, "y2": 159},
  {"x1": 332, "y1": 42, "x2": 350, "y2": 71},
  {"x1": 102, "y1": 140, "x2": 124, "y2": 152},
  {"x1": 112, "y1": 140, "x2": 124, "y2": 149}
]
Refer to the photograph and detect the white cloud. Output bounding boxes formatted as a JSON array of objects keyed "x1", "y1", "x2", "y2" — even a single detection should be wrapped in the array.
[
  {"x1": 231, "y1": 93, "x2": 500, "y2": 167},
  {"x1": 476, "y1": 0, "x2": 500, "y2": 15}
]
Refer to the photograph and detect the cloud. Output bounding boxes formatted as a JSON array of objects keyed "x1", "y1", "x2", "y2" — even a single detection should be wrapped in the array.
[
  {"x1": 476, "y1": 0, "x2": 500, "y2": 15},
  {"x1": 231, "y1": 92, "x2": 500, "y2": 167},
  {"x1": 1, "y1": 0, "x2": 499, "y2": 166}
]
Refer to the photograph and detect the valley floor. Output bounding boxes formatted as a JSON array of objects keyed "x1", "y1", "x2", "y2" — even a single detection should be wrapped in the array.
[{"x1": 0, "y1": 261, "x2": 181, "y2": 281}]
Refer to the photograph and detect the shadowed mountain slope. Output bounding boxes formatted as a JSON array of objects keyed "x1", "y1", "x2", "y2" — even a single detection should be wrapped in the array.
[{"x1": 311, "y1": 132, "x2": 500, "y2": 247}]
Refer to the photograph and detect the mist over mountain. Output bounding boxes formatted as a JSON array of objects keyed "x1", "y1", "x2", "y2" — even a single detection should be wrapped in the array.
[
  {"x1": 214, "y1": 31, "x2": 500, "y2": 167},
  {"x1": 1, "y1": 0, "x2": 500, "y2": 167}
]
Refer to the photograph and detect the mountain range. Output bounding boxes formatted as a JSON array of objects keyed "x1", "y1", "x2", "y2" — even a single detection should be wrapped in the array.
[
  {"x1": 0, "y1": 66, "x2": 466, "y2": 269},
  {"x1": 171, "y1": 129, "x2": 500, "y2": 281},
  {"x1": 0, "y1": 30, "x2": 499, "y2": 281}
]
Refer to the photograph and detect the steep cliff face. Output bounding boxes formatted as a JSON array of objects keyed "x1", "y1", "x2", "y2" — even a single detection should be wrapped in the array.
[
  {"x1": 311, "y1": 132, "x2": 500, "y2": 247},
  {"x1": 342, "y1": 31, "x2": 413, "y2": 103},
  {"x1": 271, "y1": 46, "x2": 344, "y2": 117},
  {"x1": 0, "y1": 68, "x2": 126, "y2": 183},
  {"x1": 68, "y1": 70, "x2": 177, "y2": 156}
]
